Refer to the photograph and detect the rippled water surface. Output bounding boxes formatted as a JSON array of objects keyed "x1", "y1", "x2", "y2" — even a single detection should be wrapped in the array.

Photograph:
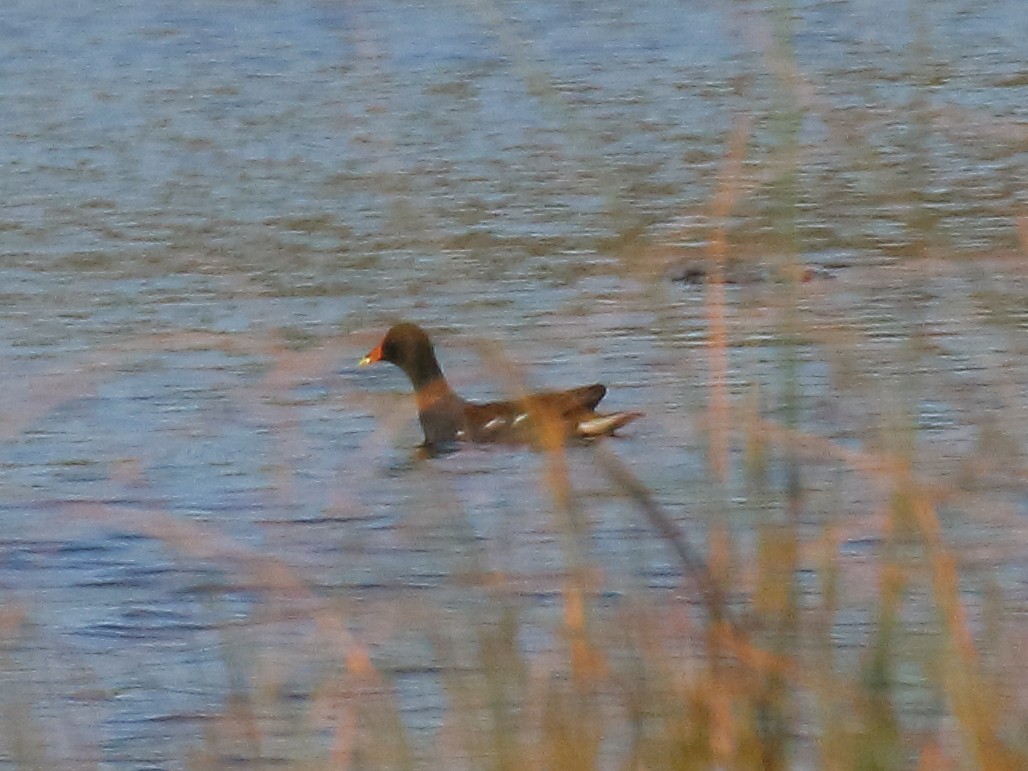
[{"x1": 1, "y1": 0, "x2": 1026, "y2": 767}]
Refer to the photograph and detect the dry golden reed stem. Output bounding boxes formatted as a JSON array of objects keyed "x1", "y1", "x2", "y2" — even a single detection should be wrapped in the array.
[
  {"x1": 474, "y1": 338, "x2": 605, "y2": 682},
  {"x1": 705, "y1": 114, "x2": 752, "y2": 482},
  {"x1": 908, "y1": 489, "x2": 1020, "y2": 770}
]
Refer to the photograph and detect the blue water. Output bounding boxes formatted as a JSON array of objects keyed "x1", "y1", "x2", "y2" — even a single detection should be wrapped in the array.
[{"x1": 1, "y1": 0, "x2": 1026, "y2": 767}]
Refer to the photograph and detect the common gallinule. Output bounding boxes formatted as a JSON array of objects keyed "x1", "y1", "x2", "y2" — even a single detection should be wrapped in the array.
[{"x1": 359, "y1": 323, "x2": 642, "y2": 448}]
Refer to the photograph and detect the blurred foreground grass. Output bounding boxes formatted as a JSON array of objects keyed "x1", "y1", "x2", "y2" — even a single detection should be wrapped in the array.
[{"x1": 1, "y1": 299, "x2": 1025, "y2": 769}]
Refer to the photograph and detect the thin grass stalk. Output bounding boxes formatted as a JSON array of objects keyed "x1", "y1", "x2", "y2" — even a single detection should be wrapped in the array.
[
  {"x1": 704, "y1": 114, "x2": 752, "y2": 483},
  {"x1": 908, "y1": 487, "x2": 1024, "y2": 770},
  {"x1": 475, "y1": 340, "x2": 604, "y2": 683}
]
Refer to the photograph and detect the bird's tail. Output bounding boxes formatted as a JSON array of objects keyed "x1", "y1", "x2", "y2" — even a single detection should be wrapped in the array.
[{"x1": 576, "y1": 411, "x2": 644, "y2": 438}]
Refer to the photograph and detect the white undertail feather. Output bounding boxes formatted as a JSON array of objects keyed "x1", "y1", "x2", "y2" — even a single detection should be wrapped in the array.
[{"x1": 576, "y1": 412, "x2": 642, "y2": 437}]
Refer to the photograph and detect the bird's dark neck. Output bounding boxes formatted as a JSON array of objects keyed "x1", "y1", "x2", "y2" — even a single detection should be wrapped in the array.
[{"x1": 401, "y1": 350, "x2": 450, "y2": 393}]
